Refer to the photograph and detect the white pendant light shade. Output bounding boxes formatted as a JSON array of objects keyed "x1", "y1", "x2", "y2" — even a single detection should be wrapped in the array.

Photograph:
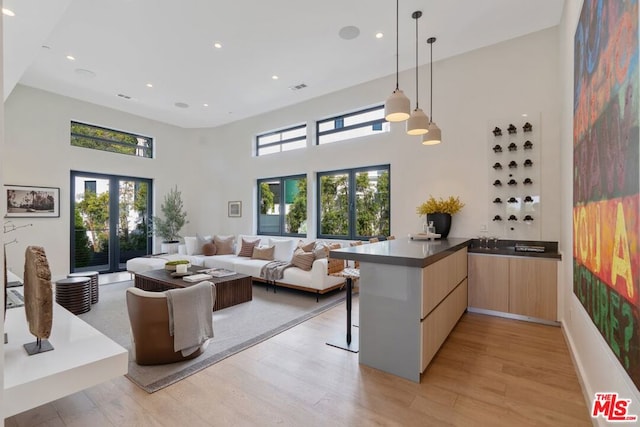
[
  {"x1": 385, "y1": 0, "x2": 410, "y2": 123},
  {"x1": 406, "y1": 108, "x2": 429, "y2": 135},
  {"x1": 422, "y1": 122, "x2": 441, "y2": 145},
  {"x1": 385, "y1": 89, "x2": 411, "y2": 122}
]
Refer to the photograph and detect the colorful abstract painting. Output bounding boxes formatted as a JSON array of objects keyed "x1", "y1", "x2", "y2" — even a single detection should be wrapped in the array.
[{"x1": 573, "y1": 0, "x2": 640, "y2": 390}]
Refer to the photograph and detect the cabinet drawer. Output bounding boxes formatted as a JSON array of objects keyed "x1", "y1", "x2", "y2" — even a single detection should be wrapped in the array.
[
  {"x1": 422, "y1": 247, "x2": 468, "y2": 317},
  {"x1": 421, "y1": 279, "x2": 468, "y2": 372}
]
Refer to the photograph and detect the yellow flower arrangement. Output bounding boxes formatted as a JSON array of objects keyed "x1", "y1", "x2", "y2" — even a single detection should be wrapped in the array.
[{"x1": 416, "y1": 195, "x2": 465, "y2": 216}]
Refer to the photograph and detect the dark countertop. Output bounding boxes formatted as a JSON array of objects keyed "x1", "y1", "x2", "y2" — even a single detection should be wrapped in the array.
[
  {"x1": 467, "y1": 238, "x2": 561, "y2": 260},
  {"x1": 329, "y1": 237, "x2": 471, "y2": 268}
]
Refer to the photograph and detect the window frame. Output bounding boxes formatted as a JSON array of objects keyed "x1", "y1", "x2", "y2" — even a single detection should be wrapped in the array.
[
  {"x1": 256, "y1": 123, "x2": 307, "y2": 156},
  {"x1": 316, "y1": 164, "x2": 391, "y2": 240},
  {"x1": 257, "y1": 174, "x2": 307, "y2": 237},
  {"x1": 315, "y1": 104, "x2": 388, "y2": 145},
  {"x1": 70, "y1": 121, "x2": 153, "y2": 158}
]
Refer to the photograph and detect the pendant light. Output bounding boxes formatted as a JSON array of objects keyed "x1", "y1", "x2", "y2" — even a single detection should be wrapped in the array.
[
  {"x1": 423, "y1": 37, "x2": 442, "y2": 145},
  {"x1": 384, "y1": 0, "x2": 410, "y2": 122},
  {"x1": 406, "y1": 11, "x2": 429, "y2": 136}
]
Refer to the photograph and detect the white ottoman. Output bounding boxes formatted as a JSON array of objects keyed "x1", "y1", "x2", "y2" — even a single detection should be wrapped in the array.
[{"x1": 126, "y1": 257, "x2": 167, "y2": 274}]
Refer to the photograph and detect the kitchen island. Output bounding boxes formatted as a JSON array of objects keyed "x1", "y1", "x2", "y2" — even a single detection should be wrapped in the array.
[{"x1": 330, "y1": 237, "x2": 470, "y2": 382}]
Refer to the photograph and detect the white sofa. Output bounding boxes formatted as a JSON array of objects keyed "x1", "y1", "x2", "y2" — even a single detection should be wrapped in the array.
[{"x1": 126, "y1": 235, "x2": 345, "y2": 297}]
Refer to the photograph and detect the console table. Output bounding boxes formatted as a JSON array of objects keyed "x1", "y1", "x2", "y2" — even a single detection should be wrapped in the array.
[{"x1": 3, "y1": 300, "x2": 128, "y2": 418}]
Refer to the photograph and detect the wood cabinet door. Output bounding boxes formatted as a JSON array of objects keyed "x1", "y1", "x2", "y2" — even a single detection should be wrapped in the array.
[
  {"x1": 467, "y1": 254, "x2": 509, "y2": 312},
  {"x1": 508, "y1": 257, "x2": 557, "y2": 321}
]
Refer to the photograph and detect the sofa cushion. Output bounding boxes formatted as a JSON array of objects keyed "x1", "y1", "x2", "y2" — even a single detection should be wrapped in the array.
[
  {"x1": 268, "y1": 238, "x2": 298, "y2": 262},
  {"x1": 184, "y1": 235, "x2": 212, "y2": 255},
  {"x1": 291, "y1": 249, "x2": 314, "y2": 271},
  {"x1": 252, "y1": 245, "x2": 275, "y2": 260},
  {"x1": 202, "y1": 242, "x2": 217, "y2": 256},
  {"x1": 238, "y1": 238, "x2": 260, "y2": 257},
  {"x1": 232, "y1": 258, "x2": 270, "y2": 277},
  {"x1": 314, "y1": 241, "x2": 341, "y2": 259},
  {"x1": 214, "y1": 235, "x2": 234, "y2": 255}
]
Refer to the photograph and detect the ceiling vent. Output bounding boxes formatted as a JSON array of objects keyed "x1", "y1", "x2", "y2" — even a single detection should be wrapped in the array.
[
  {"x1": 117, "y1": 93, "x2": 131, "y2": 100},
  {"x1": 289, "y1": 83, "x2": 307, "y2": 91}
]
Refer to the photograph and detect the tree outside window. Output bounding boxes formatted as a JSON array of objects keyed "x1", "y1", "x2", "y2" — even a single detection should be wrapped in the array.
[
  {"x1": 318, "y1": 165, "x2": 390, "y2": 239},
  {"x1": 258, "y1": 175, "x2": 307, "y2": 236}
]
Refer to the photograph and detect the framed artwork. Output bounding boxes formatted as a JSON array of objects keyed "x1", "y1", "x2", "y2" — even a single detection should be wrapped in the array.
[
  {"x1": 228, "y1": 201, "x2": 242, "y2": 218},
  {"x1": 573, "y1": 0, "x2": 639, "y2": 389},
  {"x1": 5, "y1": 185, "x2": 60, "y2": 218}
]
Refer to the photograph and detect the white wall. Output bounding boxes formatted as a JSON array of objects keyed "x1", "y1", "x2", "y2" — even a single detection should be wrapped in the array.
[
  {"x1": 4, "y1": 85, "x2": 196, "y2": 278},
  {"x1": 3, "y1": 28, "x2": 563, "y2": 276},
  {"x1": 558, "y1": 0, "x2": 640, "y2": 422},
  {"x1": 188, "y1": 28, "x2": 562, "y2": 242}
]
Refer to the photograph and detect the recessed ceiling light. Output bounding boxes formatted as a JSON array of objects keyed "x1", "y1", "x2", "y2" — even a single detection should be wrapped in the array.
[
  {"x1": 2, "y1": 8, "x2": 15, "y2": 17},
  {"x1": 521, "y1": 113, "x2": 528, "y2": 117},
  {"x1": 375, "y1": 32, "x2": 384, "y2": 39},
  {"x1": 66, "y1": 55, "x2": 76, "y2": 61},
  {"x1": 203, "y1": 103, "x2": 209, "y2": 107},
  {"x1": 213, "y1": 42, "x2": 222, "y2": 49},
  {"x1": 146, "y1": 83, "x2": 153, "y2": 88},
  {"x1": 272, "y1": 75, "x2": 279, "y2": 80}
]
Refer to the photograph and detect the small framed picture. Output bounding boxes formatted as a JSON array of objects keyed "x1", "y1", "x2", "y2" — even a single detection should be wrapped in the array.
[
  {"x1": 5, "y1": 185, "x2": 60, "y2": 218},
  {"x1": 228, "y1": 201, "x2": 242, "y2": 217}
]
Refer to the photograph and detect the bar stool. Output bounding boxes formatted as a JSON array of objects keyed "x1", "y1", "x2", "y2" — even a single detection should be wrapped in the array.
[
  {"x1": 68, "y1": 271, "x2": 99, "y2": 304},
  {"x1": 55, "y1": 277, "x2": 91, "y2": 314}
]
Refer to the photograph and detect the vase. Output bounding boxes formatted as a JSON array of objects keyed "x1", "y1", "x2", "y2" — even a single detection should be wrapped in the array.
[
  {"x1": 161, "y1": 241, "x2": 180, "y2": 254},
  {"x1": 427, "y1": 213, "x2": 452, "y2": 239}
]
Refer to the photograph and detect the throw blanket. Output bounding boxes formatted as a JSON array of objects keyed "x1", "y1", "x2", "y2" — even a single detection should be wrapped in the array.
[
  {"x1": 261, "y1": 260, "x2": 292, "y2": 282},
  {"x1": 166, "y1": 281, "x2": 215, "y2": 357}
]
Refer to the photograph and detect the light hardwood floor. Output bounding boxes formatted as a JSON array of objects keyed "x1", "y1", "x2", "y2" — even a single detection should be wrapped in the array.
[{"x1": 6, "y1": 297, "x2": 591, "y2": 426}]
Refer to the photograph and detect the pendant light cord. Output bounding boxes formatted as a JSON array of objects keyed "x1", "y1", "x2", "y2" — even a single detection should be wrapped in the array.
[
  {"x1": 427, "y1": 36, "x2": 436, "y2": 123},
  {"x1": 414, "y1": 13, "x2": 419, "y2": 109},
  {"x1": 395, "y1": 0, "x2": 399, "y2": 91}
]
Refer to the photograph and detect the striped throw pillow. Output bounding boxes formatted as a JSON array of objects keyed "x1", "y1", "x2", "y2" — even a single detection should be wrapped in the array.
[
  {"x1": 291, "y1": 248, "x2": 315, "y2": 271},
  {"x1": 238, "y1": 238, "x2": 260, "y2": 257}
]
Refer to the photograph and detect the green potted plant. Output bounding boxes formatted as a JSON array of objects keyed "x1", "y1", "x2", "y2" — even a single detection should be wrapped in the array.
[
  {"x1": 416, "y1": 195, "x2": 464, "y2": 238},
  {"x1": 152, "y1": 186, "x2": 188, "y2": 254}
]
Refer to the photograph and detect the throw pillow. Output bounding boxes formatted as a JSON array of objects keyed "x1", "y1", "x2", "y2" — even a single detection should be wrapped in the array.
[
  {"x1": 213, "y1": 235, "x2": 234, "y2": 255},
  {"x1": 238, "y1": 238, "x2": 260, "y2": 257},
  {"x1": 195, "y1": 234, "x2": 212, "y2": 255},
  {"x1": 297, "y1": 240, "x2": 315, "y2": 252},
  {"x1": 184, "y1": 236, "x2": 198, "y2": 256},
  {"x1": 252, "y1": 245, "x2": 275, "y2": 261},
  {"x1": 291, "y1": 248, "x2": 314, "y2": 271},
  {"x1": 269, "y1": 238, "x2": 298, "y2": 262},
  {"x1": 202, "y1": 242, "x2": 217, "y2": 256}
]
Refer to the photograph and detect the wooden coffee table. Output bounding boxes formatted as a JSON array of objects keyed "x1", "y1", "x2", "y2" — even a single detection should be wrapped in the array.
[{"x1": 134, "y1": 267, "x2": 252, "y2": 311}]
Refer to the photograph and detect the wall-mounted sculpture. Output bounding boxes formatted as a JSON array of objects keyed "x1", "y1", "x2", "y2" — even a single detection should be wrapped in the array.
[{"x1": 23, "y1": 246, "x2": 54, "y2": 355}]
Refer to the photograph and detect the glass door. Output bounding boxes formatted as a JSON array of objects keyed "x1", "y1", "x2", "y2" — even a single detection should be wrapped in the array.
[{"x1": 71, "y1": 172, "x2": 152, "y2": 273}]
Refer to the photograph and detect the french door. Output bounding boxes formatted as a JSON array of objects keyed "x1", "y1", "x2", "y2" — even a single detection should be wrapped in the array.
[{"x1": 70, "y1": 171, "x2": 153, "y2": 273}]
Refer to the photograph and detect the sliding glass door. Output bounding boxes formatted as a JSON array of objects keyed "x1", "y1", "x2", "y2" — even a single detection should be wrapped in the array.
[{"x1": 71, "y1": 171, "x2": 152, "y2": 273}]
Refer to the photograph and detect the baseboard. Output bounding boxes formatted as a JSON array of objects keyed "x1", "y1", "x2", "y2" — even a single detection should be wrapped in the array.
[{"x1": 560, "y1": 320, "x2": 596, "y2": 425}]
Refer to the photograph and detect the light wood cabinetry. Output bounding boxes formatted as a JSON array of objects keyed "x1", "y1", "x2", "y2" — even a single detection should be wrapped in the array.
[
  {"x1": 468, "y1": 254, "x2": 509, "y2": 312},
  {"x1": 509, "y1": 257, "x2": 558, "y2": 321},
  {"x1": 468, "y1": 254, "x2": 557, "y2": 322},
  {"x1": 420, "y1": 247, "x2": 468, "y2": 372}
]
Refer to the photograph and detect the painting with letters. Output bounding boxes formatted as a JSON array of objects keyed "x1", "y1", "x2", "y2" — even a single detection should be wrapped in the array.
[{"x1": 573, "y1": 0, "x2": 639, "y2": 389}]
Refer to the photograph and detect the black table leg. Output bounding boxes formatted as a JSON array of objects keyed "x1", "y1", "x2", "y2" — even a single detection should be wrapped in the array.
[{"x1": 326, "y1": 277, "x2": 359, "y2": 353}]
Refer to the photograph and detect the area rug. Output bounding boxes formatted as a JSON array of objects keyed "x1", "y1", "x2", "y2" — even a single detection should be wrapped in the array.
[{"x1": 78, "y1": 280, "x2": 345, "y2": 393}]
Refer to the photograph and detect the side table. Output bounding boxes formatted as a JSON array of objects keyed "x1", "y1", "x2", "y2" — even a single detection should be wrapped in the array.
[
  {"x1": 68, "y1": 271, "x2": 99, "y2": 304},
  {"x1": 55, "y1": 277, "x2": 91, "y2": 314}
]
